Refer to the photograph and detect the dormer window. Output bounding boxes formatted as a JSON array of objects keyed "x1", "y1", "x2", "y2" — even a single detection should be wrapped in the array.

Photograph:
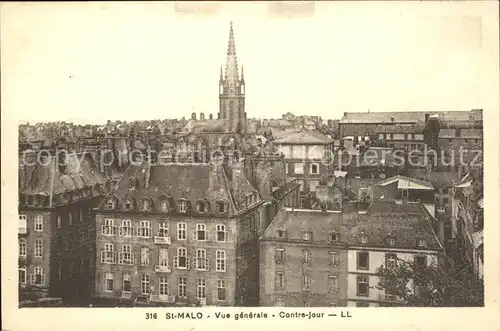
[
  {"x1": 216, "y1": 201, "x2": 226, "y2": 213},
  {"x1": 310, "y1": 163, "x2": 319, "y2": 174},
  {"x1": 302, "y1": 230, "x2": 313, "y2": 241},
  {"x1": 417, "y1": 238, "x2": 427, "y2": 248},
  {"x1": 105, "y1": 197, "x2": 116, "y2": 209},
  {"x1": 141, "y1": 199, "x2": 150, "y2": 212},
  {"x1": 360, "y1": 234, "x2": 368, "y2": 244},
  {"x1": 160, "y1": 199, "x2": 169, "y2": 212},
  {"x1": 387, "y1": 237, "x2": 396, "y2": 246},
  {"x1": 401, "y1": 189, "x2": 409, "y2": 199},
  {"x1": 328, "y1": 231, "x2": 339, "y2": 243},
  {"x1": 277, "y1": 229, "x2": 286, "y2": 239},
  {"x1": 27, "y1": 195, "x2": 34, "y2": 206},
  {"x1": 128, "y1": 178, "x2": 136, "y2": 190},
  {"x1": 124, "y1": 199, "x2": 133, "y2": 211},
  {"x1": 197, "y1": 201, "x2": 208, "y2": 213},
  {"x1": 178, "y1": 200, "x2": 187, "y2": 213}
]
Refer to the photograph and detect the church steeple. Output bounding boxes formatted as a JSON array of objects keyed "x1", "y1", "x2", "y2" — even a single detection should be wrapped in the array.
[
  {"x1": 224, "y1": 21, "x2": 239, "y2": 82},
  {"x1": 218, "y1": 22, "x2": 246, "y2": 135}
]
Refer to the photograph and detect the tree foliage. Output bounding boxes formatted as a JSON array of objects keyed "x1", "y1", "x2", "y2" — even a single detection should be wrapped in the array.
[{"x1": 376, "y1": 256, "x2": 483, "y2": 307}]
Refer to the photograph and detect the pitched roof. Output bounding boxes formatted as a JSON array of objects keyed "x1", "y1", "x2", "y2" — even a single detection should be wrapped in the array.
[
  {"x1": 98, "y1": 162, "x2": 257, "y2": 215},
  {"x1": 21, "y1": 153, "x2": 108, "y2": 206},
  {"x1": 274, "y1": 131, "x2": 333, "y2": 144},
  {"x1": 375, "y1": 175, "x2": 434, "y2": 190},
  {"x1": 342, "y1": 200, "x2": 442, "y2": 250},
  {"x1": 339, "y1": 111, "x2": 428, "y2": 124}
]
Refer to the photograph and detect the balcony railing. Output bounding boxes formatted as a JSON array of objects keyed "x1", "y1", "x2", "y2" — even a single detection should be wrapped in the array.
[
  {"x1": 154, "y1": 236, "x2": 171, "y2": 245},
  {"x1": 150, "y1": 294, "x2": 176, "y2": 303},
  {"x1": 198, "y1": 297, "x2": 207, "y2": 306},
  {"x1": 19, "y1": 227, "x2": 28, "y2": 235},
  {"x1": 155, "y1": 265, "x2": 172, "y2": 273},
  {"x1": 378, "y1": 293, "x2": 403, "y2": 302}
]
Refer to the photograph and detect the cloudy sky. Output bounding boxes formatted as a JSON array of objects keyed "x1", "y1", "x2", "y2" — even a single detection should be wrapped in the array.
[{"x1": 2, "y1": 1, "x2": 498, "y2": 124}]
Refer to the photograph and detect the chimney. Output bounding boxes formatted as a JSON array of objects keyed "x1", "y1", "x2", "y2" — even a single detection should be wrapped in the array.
[
  {"x1": 425, "y1": 113, "x2": 430, "y2": 123},
  {"x1": 200, "y1": 112, "x2": 205, "y2": 121},
  {"x1": 390, "y1": 117, "x2": 395, "y2": 122},
  {"x1": 209, "y1": 114, "x2": 213, "y2": 120},
  {"x1": 191, "y1": 112, "x2": 197, "y2": 120}
]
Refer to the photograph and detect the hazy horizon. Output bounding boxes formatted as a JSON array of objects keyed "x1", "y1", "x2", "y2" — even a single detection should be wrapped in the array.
[{"x1": 3, "y1": 2, "x2": 498, "y2": 124}]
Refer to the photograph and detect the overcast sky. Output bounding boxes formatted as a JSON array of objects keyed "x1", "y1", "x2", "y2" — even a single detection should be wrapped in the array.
[{"x1": 2, "y1": 2, "x2": 498, "y2": 124}]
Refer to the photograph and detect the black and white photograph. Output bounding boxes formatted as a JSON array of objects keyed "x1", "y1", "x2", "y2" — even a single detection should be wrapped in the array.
[{"x1": 2, "y1": 1, "x2": 499, "y2": 326}]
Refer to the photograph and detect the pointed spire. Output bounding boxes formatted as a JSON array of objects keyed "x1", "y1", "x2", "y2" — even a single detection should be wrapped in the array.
[
  {"x1": 241, "y1": 65, "x2": 245, "y2": 82},
  {"x1": 225, "y1": 21, "x2": 239, "y2": 81},
  {"x1": 219, "y1": 65, "x2": 223, "y2": 83}
]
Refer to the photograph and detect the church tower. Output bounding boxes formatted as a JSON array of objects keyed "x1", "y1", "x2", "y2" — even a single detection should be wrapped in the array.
[{"x1": 218, "y1": 22, "x2": 246, "y2": 134}]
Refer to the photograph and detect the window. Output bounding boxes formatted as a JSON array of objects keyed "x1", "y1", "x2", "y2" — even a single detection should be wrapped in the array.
[
  {"x1": 141, "y1": 274, "x2": 150, "y2": 295},
  {"x1": 329, "y1": 251, "x2": 339, "y2": 266},
  {"x1": 177, "y1": 223, "x2": 187, "y2": 240},
  {"x1": 360, "y1": 234, "x2": 368, "y2": 244},
  {"x1": 31, "y1": 267, "x2": 45, "y2": 286},
  {"x1": 123, "y1": 274, "x2": 131, "y2": 292},
  {"x1": 417, "y1": 239, "x2": 427, "y2": 247},
  {"x1": 119, "y1": 245, "x2": 133, "y2": 265},
  {"x1": 285, "y1": 163, "x2": 289, "y2": 174},
  {"x1": 216, "y1": 250, "x2": 226, "y2": 272},
  {"x1": 138, "y1": 221, "x2": 151, "y2": 238},
  {"x1": 124, "y1": 199, "x2": 133, "y2": 210},
  {"x1": 141, "y1": 199, "x2": 150, "y2": 211},
  {"x1": 196, "y1": 249, "x2": 208, "y2": 270},
  {"x1": 178, "y1": 200, "x2": 187, "y2": 213},
  {"x1": 175, "y1": 247, "x2": 188, "y2": 269},
  {"x1": 120, "y1": 219, "x2": 133, "y2": 237},
  {"x1": 128, "y1": 178, "x2": 136, "y2": 189},
  {"x1": 34, "y1": 239, "x2": 43, "y2": 258},
  {"x1": 35, "y1": 215, "x2": 43, "y2": 232},
  {"x1": 356, "y1": 275, "x2": 369, "y2": 296},
  {"x1": 19, "y1": 215, "x2": 27, "y2": 231},
  {"x1": 385, "y1": 253, "x2": 397, "y2": 269},
  {"x1": 19, "y1": 239, "x2": 27, "y2": 257},
  {"x1": 302, "y1": 250, "x2": 311, "y2": 264},
  {"x1": 464, "y1": 139, "x2": 468, "y2": 143},
  {"x1": 140, "y1": 247, "x2": 150, "y2": 266},
  {"x1": 197, "y1": 201, "x2": 207, "y2": 213},
  {"x1": 303, "y1": 274, "x2": 311, "y2": 290},
  {"x1": 294, "y1": 163, "x2": 304, "y2": 174},
  {"x1": 357, "y1": 252, "x2": 369, "y2": 270},
  {"x1": 216, "y1": 224, "x2": 228, "y2": 242},
  {"x1": 276, "y1": 229, "x2": 286, "y2": 239},
  {"x1": 68, "y1": 212, "x2": 73, "y2": 226},
  {"x1": 328, "y1": 275, "x2": 338, "y2": 292},
  {"x1": 197, "y1": 279, "x2": 206, "y2": 299},
  {"x1": 105, "y1": 198, "x2": 116, "y2": 209},
  {"x1": 275, "y1": 297, "x2": 284, "y2": 306},
  {"x1": 178, "y1": 277, "x2": 187, "y2": 298},
  {"x1": 102, "y1": 243, "x2": 116, "y2": 263},
  {"x1": 310, "y1": 163, "x2": 319, "y2": 174},
  {"x1": 57, "y1": 215, "x2": 62, "y2": 229},
  {"x1": 158, "y1": 222, "x2": 168, "y2": 237},
  {"x1": 387, "y1": 237, "x2": 395, "y2": 246},
  {"x1": 160, "y1": 200, "x2": 169, "y2": 212},
  {"x1": 159, "y1": 248, "x2": 169, "y2": 267},
  {"x1": 275, "y1": 248, "x2": 285, "y2": 264},
  {"x1": 159, "y1": 276, "x2": 169, "y2": 295},
  {"x1": 356, "y1": 301, "x2": 369, "y2": 307},
  {"x1": 329, "y1": 302, "x2": 337, "y2": 307},
  {"x1": 415, "y1": 255, "x2": 427, "y2": 269},
  {"x1": 194, "y1": 224, "x2": 206, "y2": 241},
  {"x1": 19, "y1": 268, "x2": 27, "y2": 284},
  {"x1": 102, "y1": 219, "x2": 116, "y2": 236},
  {"x1": 275, "y1": 272, "x2": 284, "y2": 289},
  {"x1": 217, "y1": 279, "x2": 226, "y2": 301},
  {"x1": 105, "y1": 272, "x2": 114, "y2": 292},
  {"x1": 216, "y1": 201, "x2": 226, "y2": 213},
  {"x1": 328, "y1": 231, "x2": 339, "y2": 243},
  {"x1": 401, "y1": 189, "x2": 409, "y2": 199},
  {"x1": 302, "y1": 230, "x2": 312, "y2": 241},
  {"x1": 297, "y1": 179, "x2": 305, "y2": 192}
]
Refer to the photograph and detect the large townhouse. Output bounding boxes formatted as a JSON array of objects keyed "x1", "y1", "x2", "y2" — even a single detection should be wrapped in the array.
[
  {"x1": 18, "y1": 151, "x2": 109, "y2": 305},
  {"x1": 93, "y1": 158, "x2": 265, "y2": 307},
  {"x1": 343, "y1": 200, "x2": 444, "y2": 307}
]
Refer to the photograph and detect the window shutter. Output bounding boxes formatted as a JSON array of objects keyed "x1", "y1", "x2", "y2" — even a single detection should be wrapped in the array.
[
  {"x1": 30, "y1": 273, "x2": 35, "y2": 285},
  {"x1": 275, "y1": 274, "x2": 280, "y2": 288},
  {"x1": 119, "y1": 227, "x2": 123, "y2": 236},
  {"x1": 186, "y1": 257, "x2": 190, "y2": 270},
  {"x1": 173, "y1": 256, "x2": 178, "y2": 268},
  {"x1": 136, "y1": 227, "x2": 140, "y2": 237},
  {"x1": 192, "y1": 230, "x2": 197, "y2": 240},
  {"x1": 366, "y1": 253, "x2": 370, "y2": 269}
]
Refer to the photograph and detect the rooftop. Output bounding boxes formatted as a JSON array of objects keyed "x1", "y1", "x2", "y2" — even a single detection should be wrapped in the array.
[{"x1": 274, "y1": 131, "x2": 333, "y2": 145}]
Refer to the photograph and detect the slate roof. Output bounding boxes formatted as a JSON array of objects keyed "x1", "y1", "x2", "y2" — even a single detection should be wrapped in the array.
[
  {"x1": 339, "y1": 111, "x2": 428, "y2": 124},
  {"x1": 261, "y1": 201, "x2": 443, "y2": 251},
  {"x1": 21, "y1": 153, "x2": 109, "y2": 206},
  {"x1": 375, "y1": 175, "x2": 434, "y2": 190},
  {"x1": 374, "y1": 123, "x2": 425, "y2": 134},
  {"x1": 98, "y1": 162, "x2": 258, "y2": 215},
  {"x1": 274, "y1": 131, "x2": 333, "y2": 145}
]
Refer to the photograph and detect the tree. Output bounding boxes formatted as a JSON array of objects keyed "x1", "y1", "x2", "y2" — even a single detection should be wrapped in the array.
[{"x1": 376, "y1": 256, "x2": 484, "y2": 307}]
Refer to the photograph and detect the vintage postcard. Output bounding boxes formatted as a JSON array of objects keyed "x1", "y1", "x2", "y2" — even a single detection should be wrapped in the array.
[{"x1": 1, "y1": 1, "x2": 499, "y2": 331}]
